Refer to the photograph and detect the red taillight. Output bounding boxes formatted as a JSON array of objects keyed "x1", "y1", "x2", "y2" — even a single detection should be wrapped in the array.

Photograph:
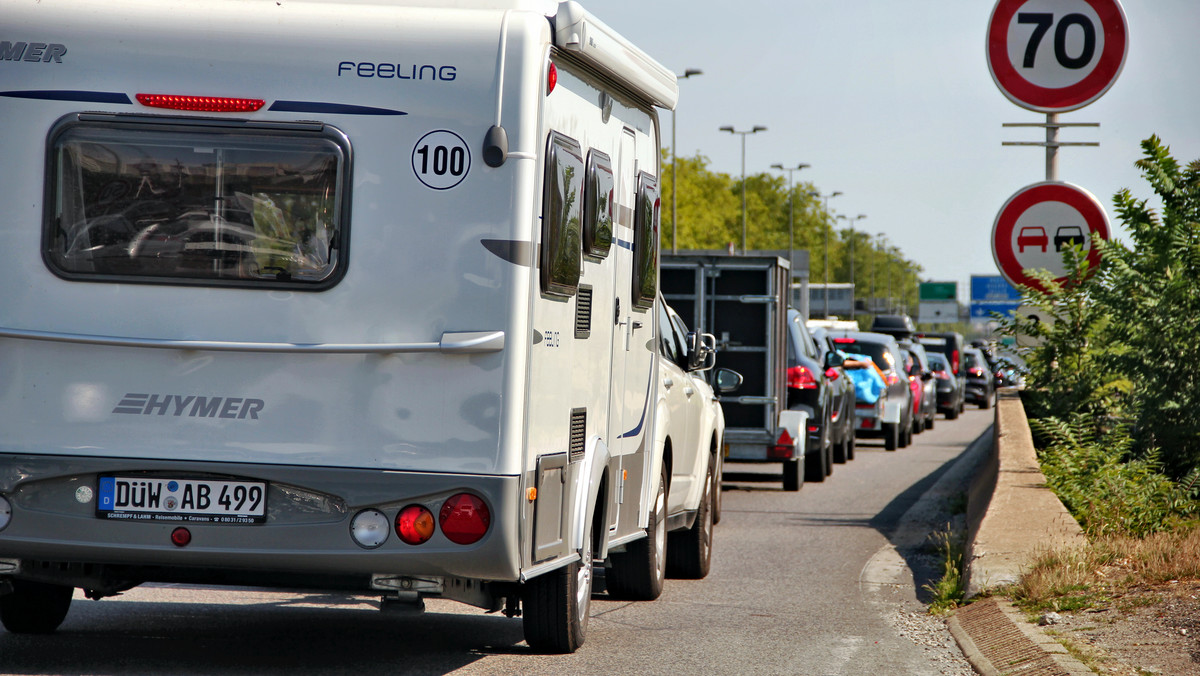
[
  {"x1": 885, "y1": 372, "x2": 900, "y2": 386},
  {"x1": 768, "y1": 429, "x2": 795, "y2": 459},
  {"x1": 439, "y1": 493, "x2": 490, "y2": 545},
  {"x1": 547, "y1": 62, "x2": 558, "y2": 95},
  {"x1": 824, "y1": 367, "x2": 840, "y2": 381},
  {"x1": 787, "y1": 365, "x2": 818, "y2": 390},
  {"x1": 933, "y1": 370, "x2": 951, "y2": 381},
  {"x1": 136, "y1": 93, "x2": 265, "y2": 112},
  {"x1": 951, "y1": 350, "x2": 960, "y2": 374},
  {"x1": 968, "y1": 367, "x2": 985, "y2": 377},
  {"x1": 395, "y1": 505, "x2": 436, "y2": 545},
  {"x1": 833, "y1": 337, "x2": 856, "y2": 344}
]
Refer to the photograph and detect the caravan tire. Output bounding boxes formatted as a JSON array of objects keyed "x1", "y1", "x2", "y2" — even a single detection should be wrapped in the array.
[
  {"x1": 667, "y1": 456, "x2": 714, "y2": 580},
  {"x1": 883, "y1": 423, "x2": 899, "y2": 451},
  {"x1": 0, "y1": 580, "x2": 74, "y2": 635},
  {"x1": 606, "y1": 464, "x2": 667, "y2": 601},
  {"x1": 522, "y1": 509, "x2": 595, "y2": 653}
]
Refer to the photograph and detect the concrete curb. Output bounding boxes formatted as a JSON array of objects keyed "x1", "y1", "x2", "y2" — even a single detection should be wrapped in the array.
[{"x1": 948, "y1": 390, "x2": 1093, "y2": 675}]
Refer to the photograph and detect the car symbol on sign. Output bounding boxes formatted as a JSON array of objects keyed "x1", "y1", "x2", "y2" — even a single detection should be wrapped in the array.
[
  {"x1": 1054, "y1": 226, "x2": 1085, "y2": 251},
  {"x1": 1017, "y1": 226, "x2": 1048, "y2": 253}
]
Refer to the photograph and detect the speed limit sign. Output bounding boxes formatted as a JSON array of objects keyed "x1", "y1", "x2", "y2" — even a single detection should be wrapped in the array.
[{"x1": 987, "y1": 0, "x2": 1128, "y2": 112}]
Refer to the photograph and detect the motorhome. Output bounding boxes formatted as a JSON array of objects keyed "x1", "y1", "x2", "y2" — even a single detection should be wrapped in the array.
[{"x1": 0, "y1": 0, "x2": 684, "y2": 653}]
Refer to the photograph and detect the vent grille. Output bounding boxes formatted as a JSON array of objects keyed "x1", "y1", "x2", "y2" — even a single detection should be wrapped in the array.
[
  {"x1": 575, "y1": 286, "x2": 592, "y2": 339},
  {"x1": 569, "y1": 408, "x2": 587, "y2": 462}
]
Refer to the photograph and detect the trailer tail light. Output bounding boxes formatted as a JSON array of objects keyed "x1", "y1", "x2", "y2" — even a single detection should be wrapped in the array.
[
  {"x1": 439, "y1": 493, "x2": 490, "y2": 545},
  {"x1": 768, "y1": 429, "x2": 795, "y2": 459},
  {"x1": 395, "y1": 505, "x2": 436, "y2": 545},
  {"x1": 787, "y1": 365, "x2": 818, "y2": 390},
  {"x1": 136, "y1": 93, "x2": 265, "y2": 112}
]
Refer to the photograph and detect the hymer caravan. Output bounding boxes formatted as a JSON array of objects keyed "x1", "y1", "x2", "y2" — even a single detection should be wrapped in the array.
[{"x1": 0, "y1": 0, "x2": 688, "y2": 653}]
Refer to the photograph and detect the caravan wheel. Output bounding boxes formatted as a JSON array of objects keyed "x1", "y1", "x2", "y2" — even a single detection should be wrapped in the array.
[
  {"x1": 522, "y1": 512, "x2": 594, "y2": 653},
  {"x1": 0, "y1": 580, "x2": 74, "y2": 634},
  {"x1": 605, "y1": 464, "x2": 667, "y2": 600}
]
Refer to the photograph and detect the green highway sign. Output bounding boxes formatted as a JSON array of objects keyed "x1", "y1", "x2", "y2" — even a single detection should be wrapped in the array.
[{"x1": 919, "y1": 281, "x2": 957, "y2": 301}]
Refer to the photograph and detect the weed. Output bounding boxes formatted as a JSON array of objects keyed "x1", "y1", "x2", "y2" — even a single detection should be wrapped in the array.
[{"x1": 924, "y1": 524, "x2": 966, "y2": 614}]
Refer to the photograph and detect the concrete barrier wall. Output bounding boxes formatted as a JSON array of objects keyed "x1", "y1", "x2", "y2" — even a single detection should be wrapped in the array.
[{"x1": 964, "y1": 389, "x2": 1086, "y2": 597}]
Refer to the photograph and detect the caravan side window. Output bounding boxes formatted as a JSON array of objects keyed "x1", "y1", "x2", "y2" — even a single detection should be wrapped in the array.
[
  {"x1": 540, "y1": 132, "x2": 584, "y2": 298},
  {"x1": 582, "y1": 150, "x2": 613, "y2": 259},
  {"x1": 631, "y1": 172, "x2": 659, "y2": 310},
  {"x1": 43, "y1": 116, "x2": 350, "y2": 289}
]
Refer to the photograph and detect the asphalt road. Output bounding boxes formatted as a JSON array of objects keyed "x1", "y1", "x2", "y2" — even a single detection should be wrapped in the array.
[{"x1": 0, "y1": 409, "x2": 994, "y2": 676}]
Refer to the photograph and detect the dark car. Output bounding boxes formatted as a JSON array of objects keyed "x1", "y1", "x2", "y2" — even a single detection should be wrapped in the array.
[
  {"x1": 785, "y1": 309, "x2": 851, "y2": 483},
  {"x1": 827, "y1": 330, "x2": 914, "y2": 451},
  {"x1": 870, "y1": 314, "x2": 915, "y2": 341},
  {"x1": 914, "y1": 331, "x2": 966, "y2": 417},
  {"x1": 809, "y1": 325, "x2": 857, "y2": 464},
  {"x1": 900, "y1": 342, "x2": 937, "y2": 434},
  {"x1": 926, "y1": 352, "x2": 963, "y2": 419},
  {"x1": 963, "y1": 346, "x2": 995, "y2": 408}
]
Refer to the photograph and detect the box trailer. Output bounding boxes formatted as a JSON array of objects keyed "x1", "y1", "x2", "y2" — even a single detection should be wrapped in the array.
[
  {"x1": 0, "y1": 0, "x2": 681, "y2": 653},
  {"x1": 661, "y1": 254, "x2": 808, "y2": 490}
]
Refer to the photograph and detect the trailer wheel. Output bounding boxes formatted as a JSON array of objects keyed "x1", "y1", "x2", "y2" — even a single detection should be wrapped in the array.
[
  {"x1": 0, "y1": 580, "x2": 74, "y2": 634},
  {"x1": 522, "y1": 512, "x2": 594, "y2": 653},
  {"x1": 883, "y1": 422, "x2": 899, "y2": 451},
  {"x1": 667, "y1": 455, "x2": 714, "y2": 579},
  {"x1": 606, "y1": 464, "x2": 667, "y2": 600}
]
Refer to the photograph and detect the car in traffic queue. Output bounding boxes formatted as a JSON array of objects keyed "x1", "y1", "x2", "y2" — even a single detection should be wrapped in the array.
[
  {"x1": 656, "y1": 298, "x2": 738, "y2": 579},
  {"x1": 963, "y1": 346, "x2": 996, "y2": 409},
  {"x1": 926, "y1": 352, "x2": 963, "y2": 419},
  {"x1": 900, "y1": 342, "x2": 937, "y2": 434},
  {"x1": 827, "y1": 331, "x2": 914, "y2": 451},
  {"x1": 783, "y1": 309, "x2": 849, "y2": 483},
  {"x1": 914, "y1": 331, "x2": 966, "y2": 418},
  {"x1": 803, "y1": 322, "x2": 857, "y2": 470}
]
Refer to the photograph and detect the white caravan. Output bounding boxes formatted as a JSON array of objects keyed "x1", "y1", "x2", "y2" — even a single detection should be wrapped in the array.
[{"x1": 0, "y1": 0, "x2": 685, "y2": 653}]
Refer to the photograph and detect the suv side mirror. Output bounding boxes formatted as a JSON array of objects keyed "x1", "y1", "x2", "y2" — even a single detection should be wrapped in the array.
[
  {"x1": 823, "y1": 350, "x2": 844, "y2": 369},
  {"x1": 714, "y1": 367, "x2": 742, "y2": 393},
  {"x1": 687, "y1": 332, "x2": 718, "y2": 372}
]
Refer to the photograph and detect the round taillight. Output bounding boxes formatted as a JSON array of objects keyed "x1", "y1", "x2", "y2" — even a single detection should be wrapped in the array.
[
  {"x1": 0, "y1": 495, "x2": 13, "y2": 531},
  {"x1": 439, "y1": 493, "x2": 490, "y2": 545},
  {"x1": 170, "y1": 527, "x2": 191, "y2": 547},
  {"x1": 395, "y1": 505, "x2": 436, "y2": 545},
  {"x1": 350, "y1": 509, "x2": 390, "y2": 549}
]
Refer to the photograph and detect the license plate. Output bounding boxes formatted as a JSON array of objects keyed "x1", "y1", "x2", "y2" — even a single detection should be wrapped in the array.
[{"x1": 97, "y1": 476, "x2": 267, "y2": 524}]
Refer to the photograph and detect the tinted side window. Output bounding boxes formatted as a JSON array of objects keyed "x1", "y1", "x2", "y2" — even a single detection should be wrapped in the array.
[
  {"x1": 582, "y1": 150, "x2": 614, "y2": 258},
  {"x1": 541, "y1": 132, "x2": 584, "y2": 297},
  {"x1": 632, "y1": 172, "x2": 659, "y2": 310},
  {"x1": 657, "y1": 302, "x2": 680, "y2": 363}
]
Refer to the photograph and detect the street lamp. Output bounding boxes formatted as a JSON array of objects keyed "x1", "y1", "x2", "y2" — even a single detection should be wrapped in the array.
[
  {"x1": 720, "y1": 125, "x2": 767, "y2": 253},
  {"x1": 837, "y1": 213, "x2": 867, "y2": 315},
  {"x1": 809, "y1": 190, "x2": 841, "y2": 317},
  {"x1": 671, "y1": 68, "x2": 702, "y2": 254},
  {"x1": 770, "y1": 162, "x2": 810, "y2": 271}
]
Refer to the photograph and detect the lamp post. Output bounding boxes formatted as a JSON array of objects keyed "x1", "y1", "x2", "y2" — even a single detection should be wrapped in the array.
[
  {"x1": 770, "y1": 162, "x2": 810, "y2": 271},
  {"x1": 719, "y1": 125, "x2": 767, "y2": 253},
  {"x1": 837, "y1": 213, "x2": 866, "y2": 316},
  {"x1": 809, "y1": 190, "x2": 841, "y2": 317},
  {"x1": 671, "y1": 68, "x2": 702, "y2": 254}
]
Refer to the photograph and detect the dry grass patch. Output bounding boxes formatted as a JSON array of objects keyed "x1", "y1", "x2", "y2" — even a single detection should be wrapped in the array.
[{"x1": 1009, "y1": 526, "x2": 1200, "y2": 612}]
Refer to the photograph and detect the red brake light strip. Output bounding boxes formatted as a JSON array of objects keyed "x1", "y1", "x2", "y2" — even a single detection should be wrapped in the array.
[{"x1": 137, "y1": 93, "x2": 265, "y2": 113}]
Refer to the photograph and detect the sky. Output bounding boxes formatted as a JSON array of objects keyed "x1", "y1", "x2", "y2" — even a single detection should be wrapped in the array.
[{"x1": 586, "y1": 0, "x2": 1200, "y2": 303}]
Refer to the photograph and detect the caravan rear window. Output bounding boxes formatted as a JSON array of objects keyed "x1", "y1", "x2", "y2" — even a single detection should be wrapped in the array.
[{"x1": 44, "y1": 117, "x2": 350, "y2": 289}]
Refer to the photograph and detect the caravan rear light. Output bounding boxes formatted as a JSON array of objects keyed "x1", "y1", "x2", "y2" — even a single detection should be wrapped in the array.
[
  {"x1": 350, "y1": 509, "x2": 390, "y2": 549},
  {"x1": 395, "y1": 505, "x2": 436, "y2": 545},
  {"x1": 439, "y1": 494, "x2": 490, "y2": 545},
  {"x1": 0, "y1": 495, "x2": 11, "y2": 531},
  {"x1": 768, "y1": 429, "x2": 795, "y2": 459},
  {"x1": 787, "y1": 365, "x2": 818, "y2": 390},
  {"x1": 136, "y1": 93, "x2": 265, "y2": 112}
]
